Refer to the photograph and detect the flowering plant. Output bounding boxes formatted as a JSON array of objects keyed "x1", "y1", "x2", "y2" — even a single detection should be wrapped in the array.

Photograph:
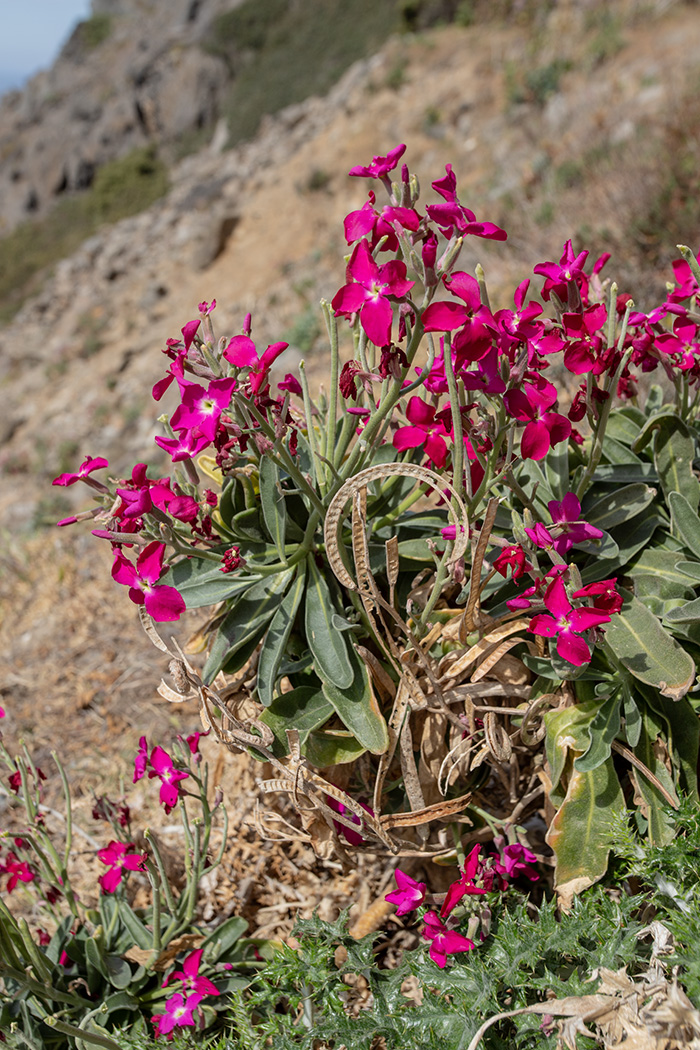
[
  {"x1": 57, "y1": 145, "x2": 700, "y2": 895},
  {"x1": 0, "y1": 735, "x2": 265, "y2": 1046}
]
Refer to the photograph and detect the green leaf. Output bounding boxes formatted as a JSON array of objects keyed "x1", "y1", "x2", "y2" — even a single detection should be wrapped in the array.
[
  {"x1": 321, "y1": 642, "x2": 389, "y2": 755},
  {"x1": 259, "y1": 686, "x2": 333, "y2": 757},
  {"x1": 664, "y1": 597, "x2": 700, "y2": 623},
  {"x1": 200, "y1": 915, "x2": 248, "y2": 958},
  {"x1": 669, "y1": 490, "x2": 700, "y2": 559},
  {"x1": 514, "y1": 458, "x2": 554, "y2": 511},
  {"x1": 232, "y1": 506, "x2": 267, "y2": 542},
  {"x1": 257, "y1": 563, "x2": 307, "y2": 707},
  {"x1": 603, "y1": 592, "x2": 695, "y2": 700},
  {"x1": 631, "y1": 407, "x2": 681, "y2": 453},
  {"x1": 105, "y1": 954, "x2": 133, "y2": 990},
  {"x1": 584, "y1": 483, "x2": 656, "y2": 531},
  {"x1": 546, "y1": 756, "x2": 626, "y2": 893},
  {"x1": 304, "y1": 729, "x2": 367, "y2": 766},
  {"x1": 580, "y1": 510, "x2": 661, "y2": 584},
  {"x1": 259, "y1": 457, "x2": 287, "y2": 560},
  {"x1": 589, "y1": 463, "x2": 658, "y2": 484},
  {"x1": 545, "y1": 703, "x2": 598, "y2": 802},
  {"x1": 545, "y1": 439, "x2": 569, "y2": 500},
  {"x1": 305, "y1": 557, "x2": 354, "y2": 690},
  {"x1": 641, "y1": 689, "x2": 700, "y2": 801},
  {"x1": 675, "y1": 560, "x2": 700, "y2": 581},
  {"x1": 653, "y1": 417, "x2": 700, "y2": 509},
  {"x1": 114, "y1": 902, "x2": 151, "y2": 950},
  {"x1": 203, "y1": 570, "x2": 293, "y2": 684},
  {"x1": 574, "y1": 692, "x2": 621, "y2": 773},
  {"x1": 631, "y1": 705, "x2": 678, "y2": 845},
  {"x1": 162, "y1": 558, "x2": 255, "y2": 609},
  {"x1": 629, "y1": 548, "x2": 698, "y2": 587},
  {"x1": 601, "y1": 435, "x2": 642, "y2": 465},
  {"x1": 605, "y1": 409, "x2": 646, "y2": 447},
  {"x1": 622, "y1": 685, "x2": 642, "y2": 748}
]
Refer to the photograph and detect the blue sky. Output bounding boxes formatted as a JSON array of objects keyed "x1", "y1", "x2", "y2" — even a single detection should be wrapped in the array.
[{"x1": 0, "y1": 1, "x2": 91, "y2": 94}]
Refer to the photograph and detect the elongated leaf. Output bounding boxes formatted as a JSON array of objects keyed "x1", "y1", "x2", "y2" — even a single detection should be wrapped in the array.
[
  {"x1": 162, "y1": 558, "x2": 256, "y2": 609},
  {"x1": 200, "y1": 915, "x2": 248, "y2": 957},
  {"x1": 584, "y1": 483, "x2": 656, "y2": 531},
  {"x1": 603, "y1": 592, "x2": 695, "y2": 700},
  {"x1": 590, "y1": 463, "x2": 658, "y2": 484},
  {"x1": 622, "y1": 685, "x2": 642, "y2": 748},
  {"x1": 105, "y1": 954, "x2": 133, "y2": 989},
  {"x1": 664, "y1": 597, "x2": 700, "y2": 623},
  {"x1": 669, "y1": 490, "x2": 700, "y2": 559},
  {"x1": 546, "y1": 440, "x2": 569, "y2": 500},
  {"x1": 259, "y1": 686, "x2": 333, "y2": 757},
  {"x1": 653, "y1": 417, "x2": 700, "y2": 509},
  {"x1": 545, "y1": 703, "x2": 598, "y2": 802},
  {"x1": 631, "y1": 408, "x2": 682, "y2": 453},
  {"x1": 675, "y1": 560, "x2": 700, "y2": 581},
  {"x1": 514, "y1": 458, "x2": 554, "y2": 511},
  {"x1": 321, "y1": 642, "x2": 389, "y2": 755},
  {"x1": 546, "y1": 756, "x2": 625, "y2": 893},
  {"x1": 630, "y1": 548, "x2": 698, "y2": 585},
  {"x1": 631, "y1": 705, "x2": 677, "y2": 845},
  {"x1": 305, "y1": 556, "x2": 354, "y2": 690},
  {"x1": 580, "y1": 511, "x2": 661, "y2": 583},
  {"x1": 605, "y1": 409, "x2": 646, "y2": 446},
  {"x1": 114, "y1": 902, "x2": 151, "y2": 950},
  {"x1": 574, "y1": 692, "x2": 621, "y2": 773},
  {"x1": 259, "y1": 457, "x2": 287, "y2": 560},
  {"x1": 601, "y1": 435, "x2": 642, "y2": 465},
  {"x1": 305, "y1": 730, "x2": 367, "y2": 766},
  {"x1": 203, "y1": 570, "x2": 293, "y2": 683},
  {"x1": 257, "y1": 562, "x2": 307, "y2": 707},
  {"x1": 634, "y1": 574, "x2": 695, "y2": 602},
  {"x1": 640, "y1": 688, "x2": 700, "y2": 801}
]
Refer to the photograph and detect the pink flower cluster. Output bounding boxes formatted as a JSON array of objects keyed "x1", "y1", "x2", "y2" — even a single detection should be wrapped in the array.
[
  {"x1": 151, "y1": 948, "x2": 220, "y2": 1040},
  {"x1": 386, "y1": 840, "x2": 537, "y2": 968},
  {"x1": 134, "y1": 737, "x2": 190, "y2": 814}
]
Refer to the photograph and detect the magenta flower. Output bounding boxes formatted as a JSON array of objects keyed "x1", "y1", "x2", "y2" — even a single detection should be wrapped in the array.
[
  {"x1": 332, "y1": 239, "x2": 414, "y2": 347},
  {"x1": 1, "y1": 852, "x2": 36, "y2": 892},
  {"x1": 492, "y1": 545, "x2": 530, "y2": 580},
  {"x1": 392, "y1": 395, "x2": 451, "y2": 468},
  {"x1": 155, "y1": 428, "x2": 212, "y2": 463},
  {"x1": 421, "y1": 271, "x2": 492, "y2": 365},
  {"x1": 528, "y1": 575, "x2": 611, "y2": 666},
  {"x1": 97, "y1": 841, "x2": 148, "y2": 894},
  {"x1": 385, "y1": 870, "x2": 427, "y2": 916},
  {"x1": 546, "y1": 493, "x2": 603, "y2": 555},
  {"x1": 53, "y1": 455, "x2": 109, "y2": 489},
  {"x1": 170, "y1": 377, "x2": 236, "y2": 442},
  {"x1": 148, "y1": 746, "x2": 190, "y2": 812},
  {"x1": 344, "y1": 192, "x2": 421, "y2": 252},
  {"x1": 495, "y1": 843, "x2": 539, "y2": 882},
  {"x1": 534, "y1": 239, "x2": 589, "y2": 302},
  {"x1": 151, "y1": 991, "x2": 203, "y2": 1039},
  {"x1": 112, "y1": 541, "x2": 186, "y2": 621},
  {"x1": 162, "y1": 949, "x2": 220, "y2": 997},
  {"x1": 223, "y1": 336, "x2": 289, "y2": 395},
  {"x1": 440, "y1": 845, "x2": 491, "y2": 918},
  {"x1": 422, "y1": 911, "x2": 475, "y2": 968},
  {"x1": 560, "y1": 304, "x2": 607, "y2": 375},
  {"x1": 571, "y1": 578, "x2": 623, "y2": 614},
  {"x1": 426, "y1": 164, "x2": 507, "y2": 241},
  {"x1": 503, "y1": 376, "x2": 571, "y2": 460},
  {"x1": 348, "y1": 143, "x2": 406, "y2": 179},
  {"x1": 134, "y1": 735, "x2": 149, "y2": 783}
]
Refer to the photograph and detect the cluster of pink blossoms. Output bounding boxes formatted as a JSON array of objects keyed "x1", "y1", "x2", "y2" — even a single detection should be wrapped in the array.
[
  {"x1": 386, "y1": 839, "x2": 538, "y2": 968},
  {"x1": 151, "y1": 948, "x2": 222, "y2": 1040}
]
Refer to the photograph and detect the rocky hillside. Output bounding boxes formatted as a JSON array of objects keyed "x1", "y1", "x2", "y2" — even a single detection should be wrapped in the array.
[
  {"x1": 0, "y1": 0, "x2": 699, "y2": 534},
  {"x1": 0, "y1": 0, "x2": 236, "y2": 234}
]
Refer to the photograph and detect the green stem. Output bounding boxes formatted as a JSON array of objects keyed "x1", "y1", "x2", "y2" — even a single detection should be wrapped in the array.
[
  {"x1": 144, "y1": 832, "x2": 177, "y2": 915},
  {"x1": 43, "y1": 1016, "x2": 123, "y2": 1050},
  {"x1": 322, "y1": 302, "x2": 340, "y2": 490},
  {"x1": 299, "y1": 359, "x2": 324, "y2": 494},
  {"x1": 51, "y1": 751, "x2": 73, "y2": 870}
]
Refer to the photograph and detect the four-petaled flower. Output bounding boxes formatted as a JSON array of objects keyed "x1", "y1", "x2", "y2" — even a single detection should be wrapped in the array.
[
  {"x1": 528, "y1": 575, "x2": 611, "y2": 666},
  {"x1": 52, "y1": 455, "x2": 109, "y2": 489},
  {"x1": 148, "y1": 746, "x2": 190, "y2": 813},
  {"x1": 422, "y1": 911, "x2": 475, "y2": 969},
  {"x1": 332, "y1": 239, "x2": 414, "y2": 347},
  {"x1": 162, "y1": 949, "x2": 220, "y2": 998},
  {"x1": 151, "y1": 991, "x2": 203, "y2": 1040},
  {"x1": 97, "y1": 841, "x2": 148, "y2": 894},
  {"x1": 385, "y1": 870, "x2": 427, "y2": 916},
  {"x1": 112, "y1": 541, "x2": 186, "y2": 622}
]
